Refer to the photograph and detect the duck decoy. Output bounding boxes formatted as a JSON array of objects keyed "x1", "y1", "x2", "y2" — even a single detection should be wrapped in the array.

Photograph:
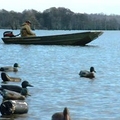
[
  {"x1": 52, "y1": 107, "x2": 71, "y2": 120},
  {"x1": 79, "y1": 67, "x2": 96, "y2": 79},
  {"x1": 0, "y1": 88, "x2": 25, "y2": 100},
  {"x1": 0, "y1": 100, "x2": 28, "y2": 115},
  {"x1": 0, "y1": 63, "x2": 20, "y2": 72},
  {"x1": 1, "y1": 72, "x2": 21, "y2": 82},
  {"x1": 1, "y1": 81, "x2": 33, "y2": 96}
]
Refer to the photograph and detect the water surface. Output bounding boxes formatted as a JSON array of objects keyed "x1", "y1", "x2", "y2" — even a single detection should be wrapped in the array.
[{"x1": 0, "y1": 30, "x2": 120, "y2": 120}]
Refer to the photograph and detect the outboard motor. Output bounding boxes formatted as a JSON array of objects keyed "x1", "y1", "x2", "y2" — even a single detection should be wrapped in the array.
[
  {"x1": 3, "y1": 31, "x2": 15, "y2": 37},
  {"x1": 0, "y1": 100, "x2": 28, "y2": 115}
]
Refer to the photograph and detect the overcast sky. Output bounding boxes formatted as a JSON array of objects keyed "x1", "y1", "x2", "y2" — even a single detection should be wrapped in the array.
[{"x1": 1, "y1": 0, "x2": 120, "y2": 15}]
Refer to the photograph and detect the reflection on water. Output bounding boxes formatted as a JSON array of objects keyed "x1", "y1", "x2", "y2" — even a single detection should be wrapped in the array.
[{"x1": 0, "y1": 30, "x2": 120, "y2": 119}]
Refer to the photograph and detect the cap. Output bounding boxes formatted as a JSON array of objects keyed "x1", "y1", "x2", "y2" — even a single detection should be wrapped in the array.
[{"x1": 26, "y1": 20, "x2": 31, "y2": 24}]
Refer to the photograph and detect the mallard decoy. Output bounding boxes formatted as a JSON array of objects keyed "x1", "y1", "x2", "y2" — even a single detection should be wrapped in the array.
[
  {"x1": 1, "y1": 81, "x2": 33, "y2": 96},
  {"x1": 0, "y1": 88, "x2": 25, "y2": 100},
  {"x1": 79, "y1": 67, "x2": 96, "y2": 79},
  {"x1": 0, "y1": 63, "x2": 20, "y2": 72},
  {"x1": 1, "y1": 72, "x2": 21, "y2": 82},
  {"x1": 52, "y1": 107, "x2": 71, "y2": 120}
]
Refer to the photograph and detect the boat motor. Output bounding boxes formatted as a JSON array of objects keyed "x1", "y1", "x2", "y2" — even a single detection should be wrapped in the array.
[{"x1": 3, "y1": 31, "x2": 15, "y2": 37}]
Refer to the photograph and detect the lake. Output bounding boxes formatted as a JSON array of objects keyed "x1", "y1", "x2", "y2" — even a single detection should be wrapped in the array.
[{"x1": 0, "y1": 29, "x2": 120, "y2": 120}]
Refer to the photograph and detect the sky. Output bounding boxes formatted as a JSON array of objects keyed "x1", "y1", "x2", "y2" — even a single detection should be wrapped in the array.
[{"x1": 1, "y1": 0, "x2": 120, "y2": 15}]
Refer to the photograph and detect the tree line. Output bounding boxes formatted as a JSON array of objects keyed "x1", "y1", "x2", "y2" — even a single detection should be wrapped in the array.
[{"x1": 0, "y1": 7, "x2": 120, "y2": 30}]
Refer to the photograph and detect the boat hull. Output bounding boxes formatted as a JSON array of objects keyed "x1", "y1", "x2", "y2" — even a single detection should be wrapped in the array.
[{"x1": 1, "y1": 31, "x2": 103, "y2": 46}]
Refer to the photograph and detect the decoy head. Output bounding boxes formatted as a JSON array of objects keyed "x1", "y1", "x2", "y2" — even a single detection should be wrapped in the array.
[
  {"x1": 63, "y1": 107, "x2": 71, "y2": 120},
  {"x1": 1, "y1": 72, "x2": 7, "y2": 82},
  {"x1": 21, "y1": 81, "x2": 33, "y2": 88},
  {"x1": 90, "y1": 67, "x2": 96, "y2": 73},
  {"x1": 14, "y1": 63, "x2": 20, "y2": 68},
  {"x1": 52, "y1": 107, "x2": 71, "y2": 120},
  {"x1": 0, "y1": 67, "x2": 5, "y2": 71}
]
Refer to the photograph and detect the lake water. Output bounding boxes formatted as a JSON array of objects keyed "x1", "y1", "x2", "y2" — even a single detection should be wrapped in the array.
[{"x1": 0, "y1": 29, "x2": 120, "y2": 120}]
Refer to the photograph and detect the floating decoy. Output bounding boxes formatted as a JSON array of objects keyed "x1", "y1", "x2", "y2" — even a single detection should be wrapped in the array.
[
  {"x1": 79, "y1": 67, "x2": 96, "y2": 79},
  {"x1": 1, "y1": 81, "x2": 33, "y2": 96},
  {"x1": 1, "y1": 72, "x2": 21, "y2": 82},
  {"x1": 0, "y1": 88, "x2": 25, "y2": 100},
  {"x1": 0, "y1": 63, "x2": 20, "y2": 72},
  {"x1": 52, "y1": 107, "x2": 71, "y2": 120},
  {"x1": 0, "y1": 100, "x2": 28, "y2": 115}
]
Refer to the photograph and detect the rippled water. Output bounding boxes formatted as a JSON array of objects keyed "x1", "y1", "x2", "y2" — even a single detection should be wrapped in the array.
[{"x1": 0, "y1": 30, "x2": 120, "y2": 120}]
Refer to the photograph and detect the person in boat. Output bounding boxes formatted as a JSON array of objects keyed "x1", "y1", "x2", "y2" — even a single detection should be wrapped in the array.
[{"x1": 20, "y1": 20, "x2": 36, "y2": 37}]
